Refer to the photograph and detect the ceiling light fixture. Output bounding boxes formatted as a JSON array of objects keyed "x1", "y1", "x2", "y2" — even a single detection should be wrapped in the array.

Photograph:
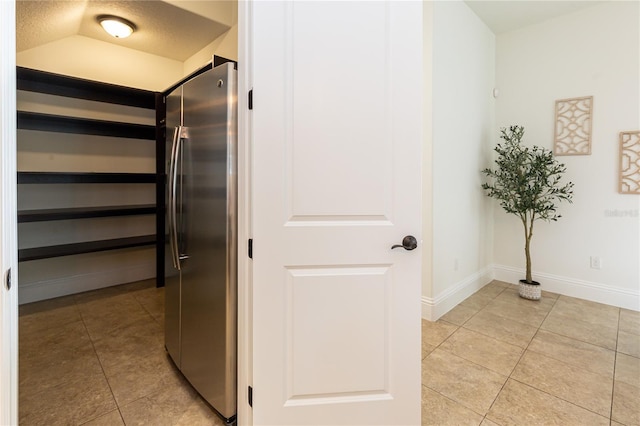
[{"x1": 98, "y1": 15, "x2": 135, "y2": 39}]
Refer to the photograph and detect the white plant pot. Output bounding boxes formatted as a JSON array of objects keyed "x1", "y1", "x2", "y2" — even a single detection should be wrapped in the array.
[{"x1": 519, "y1": 280, "x2": 541, "y2": 300}]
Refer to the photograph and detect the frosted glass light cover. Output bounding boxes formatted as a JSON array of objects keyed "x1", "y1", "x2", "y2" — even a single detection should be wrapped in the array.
[{"x1": 100, "y1": 18, "x2": 134, "y2": 38}]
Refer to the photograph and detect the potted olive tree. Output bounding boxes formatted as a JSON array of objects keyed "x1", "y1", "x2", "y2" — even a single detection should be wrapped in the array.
[{"x1": 482, "y1": 125, "x2": 574, "y2": 300}]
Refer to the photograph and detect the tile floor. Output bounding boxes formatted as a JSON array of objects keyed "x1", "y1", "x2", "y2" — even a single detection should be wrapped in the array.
[
  {"x1": 18, "y1": 279, "x2": 640, "y2": 425},
  {"x1": 422, "y1": 280, "x2": 640, "y2": 426},
  {"x1": 19, "y1": 279, "x2": 225, "y2": 426}
]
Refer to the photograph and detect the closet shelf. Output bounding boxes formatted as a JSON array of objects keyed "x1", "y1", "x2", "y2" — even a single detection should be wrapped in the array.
[
  {"x1": 18, "y1": 171, "x2": 157, "y2": 184},
  {"x1": 16, "y1": 65, "x2": 165, "y2": 287},
  {"x1": 18, "y1": 235, "x2": 157, "y2": 262},
  {"x1": 17, "y1": 67, "x2": 156, "y2": 109},
  {"x1": 17, "y1": 111, "x2": 155, "y2": 140},
  {"x1": 18, "y1": 204, "x2": 157, "y2": 223}
]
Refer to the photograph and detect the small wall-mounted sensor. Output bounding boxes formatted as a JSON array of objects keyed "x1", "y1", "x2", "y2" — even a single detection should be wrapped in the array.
[{"x1": 492, "y1": 88, "x2": 499, "y2": 99}]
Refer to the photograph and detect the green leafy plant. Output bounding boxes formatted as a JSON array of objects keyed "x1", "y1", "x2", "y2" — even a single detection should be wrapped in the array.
[{"x1": 482, "y1": 125, "x2": 574, "y2": 283}]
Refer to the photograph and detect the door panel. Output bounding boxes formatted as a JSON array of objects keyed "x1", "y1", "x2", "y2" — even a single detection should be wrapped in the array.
[
  {"x1": 286, "y1": 266, "x2": 389, "y2": 400},
  {"x1": 251, "y1": 1, "x2": 423, "y2": 424},
  {"x1": 289, "y1": 2, "x2": 391, "y2": 219}
]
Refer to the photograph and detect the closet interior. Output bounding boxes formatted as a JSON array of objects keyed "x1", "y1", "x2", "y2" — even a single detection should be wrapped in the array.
[{"x1": 17, "y1": 67, "x2": 166, "y2": 303}]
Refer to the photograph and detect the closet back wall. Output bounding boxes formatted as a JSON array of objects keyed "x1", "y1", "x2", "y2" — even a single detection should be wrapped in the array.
[{"x1": 17, "y1": 88, "x2": 157, "y2": 304}]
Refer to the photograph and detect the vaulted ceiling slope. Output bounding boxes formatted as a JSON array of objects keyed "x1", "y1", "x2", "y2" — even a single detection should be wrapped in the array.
[{"x1": 16, "y1": 0, "x2": 236, "y2": 61}]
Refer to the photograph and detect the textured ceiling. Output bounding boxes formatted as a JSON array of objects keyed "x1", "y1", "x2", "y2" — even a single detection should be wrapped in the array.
[
  {"x1": 465, "y1": 0, "x2": 604, "y2": 34},
  {"x1": 17, "y1": 0, "x2": 600, "y2": 61},
  {"x1": 16, "y1": 0, "x2": 234, "y2": 61}
]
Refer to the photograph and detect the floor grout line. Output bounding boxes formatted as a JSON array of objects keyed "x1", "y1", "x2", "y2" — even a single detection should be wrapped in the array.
[
  {"x1": 609, "y1": 308, "x2": 622, "y2": 424},
  {"x1": 425, "y1": 282, "x2": 630, "y2": 424},
  {"x1": 506, "y1": 376, "x2": 612, "y2": 421},
  {"x1": 75, "y1": 293, "x2": 125, "y2": 424},
  {"x1": 421, "y1": 383, "x2": 487, "y2": 419},
  {"x1": 483, "y1": 292, "x2": 619, "y2": 420}
]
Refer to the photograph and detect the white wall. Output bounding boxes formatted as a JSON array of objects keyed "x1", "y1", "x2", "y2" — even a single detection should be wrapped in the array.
[
  {"x1": 16, "y1": 27, "x2": 239, "y2": 91},
  {"x1": 494, "y1": 1, "x2": 640, "y2": 310},
  {"x1": 17, "y1": 35, "x2": 184, "y2": 91},
  {"x1": 422, "y1": 2, "x2": 434, "y2": 303},
  {"x1": 423, "y1": 0, "x2": 496, "y2": 319},
  {"x1": 183, "y1": 0, "x2": 238, "y2": 76},
  {"x1": 215, "y1": 25, "x2": 238, "y2": 63},
  {"x1": 183, "y1": 25, "x2": 238, "y2": 76},
  {"x1": 17, "y1": 22, "x2": 239, "y2": 90},
  {"x1": 162, "y1": 0, "x2": 236, "y2": 27}
]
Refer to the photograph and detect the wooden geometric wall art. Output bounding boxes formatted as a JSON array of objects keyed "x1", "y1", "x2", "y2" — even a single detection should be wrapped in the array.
[
  {"x1": 554, "y1": 96, "x2": 593, "y2": 156},
  {"x1": 619, "y1": 131, "x2": 640, "y2": 194}
]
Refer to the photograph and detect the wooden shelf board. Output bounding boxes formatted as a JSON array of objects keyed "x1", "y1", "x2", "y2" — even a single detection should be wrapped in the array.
[
  {"x1": 18, "y1": 204, "x2": 157, "y2": 222},
  {"x1": 17, "y1": 111, "x2": 155, "y2": 140},
  {"x1": 18, "y1": 235, "x2": 156, "y2": 262},
  {"x1": 18, "y1": 172, "x2": 157, "y2": 184},
  {"x1": 17, "y1": 67, "x2": 157, "y2": 109}
]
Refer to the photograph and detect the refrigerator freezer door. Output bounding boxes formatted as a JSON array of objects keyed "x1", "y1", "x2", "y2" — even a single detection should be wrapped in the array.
[{"x1": 179, "y1": 63, "x2": 237, "y2": 419}]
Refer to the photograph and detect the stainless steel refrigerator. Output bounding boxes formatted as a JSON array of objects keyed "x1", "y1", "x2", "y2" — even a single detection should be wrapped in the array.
[{"x1": 164, "y1": 61, "x2": 237, "y2": 424}]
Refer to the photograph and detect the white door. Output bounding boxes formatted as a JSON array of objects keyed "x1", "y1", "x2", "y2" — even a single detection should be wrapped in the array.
[
  {"x1": 250, "y1": 1, "x2": 423, "y2": 424},
  {"x1": 0, "y1": 0, "x2": 18, "y2": 424}
]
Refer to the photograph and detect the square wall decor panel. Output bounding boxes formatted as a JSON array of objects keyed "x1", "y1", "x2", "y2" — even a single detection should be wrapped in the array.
[
  {"x1": 554, "y1": 96, "x2": 593, "y2": 156},
  {"x1": 619, "y1": 131, "x2": 640, "y2": 194}
]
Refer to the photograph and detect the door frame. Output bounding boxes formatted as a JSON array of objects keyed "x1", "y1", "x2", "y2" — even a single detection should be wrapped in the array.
[
  {"x1": 236, "y1": 0, "x2": 253, "y2": 424},
  {"x1": 0, "y1": 0, "x2": 18, "y2": 424},
  {"x1": 0, "y1": 1, "x2": 251, "y2": 423}
]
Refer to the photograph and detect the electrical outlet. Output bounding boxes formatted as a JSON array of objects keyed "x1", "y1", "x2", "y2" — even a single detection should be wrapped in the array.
[{"x1": 590, "y1": 256, "x2": 602, "y2": 270}]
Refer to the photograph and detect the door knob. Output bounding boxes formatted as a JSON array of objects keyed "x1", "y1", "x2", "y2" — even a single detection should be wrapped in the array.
[{"x1": 391, "y1": 235, "x2": 418, "y2": 251}]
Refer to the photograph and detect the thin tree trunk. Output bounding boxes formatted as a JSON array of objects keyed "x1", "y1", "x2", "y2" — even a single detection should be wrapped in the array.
[
  {"x1": 522, "y1": 214, "x2": 533, "y2": 283},
  {"x1": 525, "y1": 233, "x2": 532, "y2": 283}
]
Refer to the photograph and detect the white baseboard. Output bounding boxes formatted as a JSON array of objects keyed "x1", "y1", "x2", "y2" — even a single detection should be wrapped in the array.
[
  {"x1": 18, "y1": 262, "x2": 156, "y2": 305},
  {"x1": 493, "y1": 264, "x2": 640, "y2": 311},
  {"x1": 422, "y1": 266, "x2": 494, "y2": 321}
]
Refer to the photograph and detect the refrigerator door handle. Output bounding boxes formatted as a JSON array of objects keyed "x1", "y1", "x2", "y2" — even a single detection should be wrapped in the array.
[{"x1": 168, "y1": 126, "x2": 183, "y2": 271}]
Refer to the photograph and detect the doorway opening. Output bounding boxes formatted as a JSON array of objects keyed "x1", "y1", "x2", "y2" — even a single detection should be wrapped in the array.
[{"x1": 16, "y1": 1, "x2": 238, "y2": 423}]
